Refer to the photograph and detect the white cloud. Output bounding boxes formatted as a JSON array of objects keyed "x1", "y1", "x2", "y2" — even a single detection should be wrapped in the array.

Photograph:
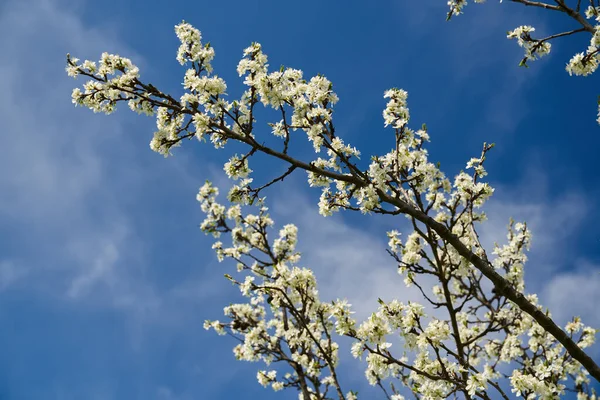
[
  {"x1": 0, "y1": 260, "x2": 27, "y2": 291},
  {"x1": 541, "y1": 264, "x2": 600, "y2": 328},
  {"x1": 0, "y1": 0, "x2": 216, "y2": 328},
  {"x1": 478, "y1": 167, "x2": 587, "y2": 286},
  {"x1": 0, "y1": 0, "x2": 141, "y2": 274},
  {"x1": 539, "y1": 263, "x2": 600, "y2": 358},
  {"x1": 66, "y1": 225, "x2": 124, "y2": 299}
]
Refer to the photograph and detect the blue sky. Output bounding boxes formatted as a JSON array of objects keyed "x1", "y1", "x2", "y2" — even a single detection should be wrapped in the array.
[{"x1": 1, "y1": 0, "x2": 600, "y2": 398}]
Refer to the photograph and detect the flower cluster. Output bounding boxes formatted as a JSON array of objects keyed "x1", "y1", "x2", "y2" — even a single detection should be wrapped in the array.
[
  {"x1": 67, "y1": 52, "x2": 140, "y2": 115},
  {"x1": 507, "y1": 26, "x2": 551, "y2": 67},
  {"x1": 565, "y1": 29, "x2": 600, "y2": 77},
  {"x1": 446, "y1": 0, "x2": 488, "y2": 20},
  {"x1": 175, "y1": 21, "x2": 215, "y2": 69}
]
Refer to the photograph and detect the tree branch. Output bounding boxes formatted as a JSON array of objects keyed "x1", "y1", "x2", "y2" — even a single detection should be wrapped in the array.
[{"x1": 210, "y1": 122, "x2": 600, "y2": 384}]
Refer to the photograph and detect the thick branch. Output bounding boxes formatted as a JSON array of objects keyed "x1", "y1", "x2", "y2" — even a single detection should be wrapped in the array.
[
  {"x1": 213, "y1": 123, "x2": 600, "y2": 383},
  {"x1": 377, "y1": 190, "x2": 600, "y2": 383},
  {"x1": 554, "y1": 0, "x2": 596, "y2": 32},
  {"x1": 506, "y1": 1, "x2": 595, "y2": 31},
  {"x1": 510, "y1": 0, "x2": 562, "y2": 11}
]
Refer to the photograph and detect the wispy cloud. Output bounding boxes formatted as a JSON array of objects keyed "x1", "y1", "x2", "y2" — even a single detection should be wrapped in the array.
[
  {"x1": 0, "y1": 260, "x2": 27, "y2": 291},
  {"x1": 0, "y1": 0, "x2": 228, "y2": 351},
  {"x1": 0, "y1": 0, "x2": 139, "y2": 292},
  {"x1": 480, "y1": 166, "x2": 587, "y2": 279},
  {"x1": 541, "y1": 262, "x2": 600, "y2": 331},
  {"x1": 0, "y1": 1, "x2": 249, "y2": 397}
]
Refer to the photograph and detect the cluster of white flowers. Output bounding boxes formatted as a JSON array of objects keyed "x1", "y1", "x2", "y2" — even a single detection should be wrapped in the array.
[
  {"x1": 507, "y1": 26, "x2": 551, "y2": 66},
  {"x1": 446, "y1": 0, "x2": 489, "y2": 20},
  {"x1": 67, "y1": 22, "x2": 236, "y2": 157},
  {"x1": 183, "y1": 68, "x2": 227, "y2": 98},
  {"x1": 68, "y1": 21, "x2": 600, "y2": 399},
  {"x1": 586, "y1": 6, "x2": 600, "y2": 23},
  {"x1": 316, "y1": 91, "x2": 450, "y2": 217},
  {"x1": 565, "y1": 8, "x2": 600, "y2": 80},
  {"x1": 383, "y1": 88, "x2": 410, "y2": 129},
  {"x1": 224, "y1": 154, "x2": 252, "y2": 180},
  {"x1": 67, "y1": 52, "x2": 140, "y2": 115},
  {"x1": 567, "y1": 51, "x2": 600, "y2": 77},
  {"x1": 175, "y1": 21, "x2": 215, "y2": 69},
  {"x1": 565, "y1": 33, "x2": 600, "y2": 77},
  {"x1": 236, "y1": 42, "x2": 340, "y2": 154}
]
